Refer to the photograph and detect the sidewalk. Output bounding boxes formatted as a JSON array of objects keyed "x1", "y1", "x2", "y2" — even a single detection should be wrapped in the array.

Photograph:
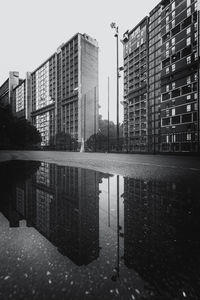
[{"x1": 1, "y1": 150, "x2": 200, "y2": 181}]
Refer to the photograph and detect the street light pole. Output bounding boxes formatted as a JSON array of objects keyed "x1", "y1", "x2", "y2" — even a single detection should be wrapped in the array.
[
  {"x1": 108, "y1": 76, "x2": 110, "y2": 153},
  {"x1": 111, "y1": 23, "x2": 119, "y2": 151}
]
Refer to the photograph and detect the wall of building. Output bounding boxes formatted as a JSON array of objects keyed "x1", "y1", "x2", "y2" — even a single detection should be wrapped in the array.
[
  {"x1": 79, "y1": 34, "x2": 99, "y2": 143},
  {"x1": 123, "y1": 0, "x2": 199, "y2": 153}
]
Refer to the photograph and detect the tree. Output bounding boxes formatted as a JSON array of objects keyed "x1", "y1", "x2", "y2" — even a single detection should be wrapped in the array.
[
  {"x1": 86, "y1": 132, "x2": 107, "y2": 152},
  {"x1": 99, "y1": 115, "x2": 123, "y2": 138},
  {"x1": 53, "y1": 132, "x2": 78, "y2": 151},
  {"x1": 0, "y1": 104, "x2": 41, "y2": 149}
]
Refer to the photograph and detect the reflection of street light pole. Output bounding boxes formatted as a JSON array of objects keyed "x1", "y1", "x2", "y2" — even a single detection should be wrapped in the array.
[
  {"x1": 110, "y1": 22, "x2": 119, "y2": 150},
  {"x1": 111, "y1": 175, "x2": 120, "y2": 282}
]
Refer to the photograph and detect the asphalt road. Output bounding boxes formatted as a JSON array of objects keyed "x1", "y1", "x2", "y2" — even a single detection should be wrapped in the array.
[{"x1": 0, "y1": 150, "x2": 200, "y2": 182}]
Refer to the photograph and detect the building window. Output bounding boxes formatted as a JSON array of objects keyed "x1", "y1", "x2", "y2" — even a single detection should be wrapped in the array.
[
  {"x1": 172, "y1": 108, "x2": 175, "y2": 116},
  {"x1": 172, "y1": 64, "x2": 175, "y2": 71},
  {"x1": 166, "y1": 135, "x2": 169, "y2": 143},
  {"x1": 172, "y1": 46, "x2": 175, "y2": 54},
  {"x1": 172, "y1": 20, "x2": 175, "y2": 28},
  {"x1": 172, "y1": 11, "x2": 175, "y2": 19},
  {"x1": 186, "y1": 37, "x2": 191, "y2": 46},
  {"x1": 187, "y1": 76, "x2": 191, "y2": 84},
  {"x1": 166, "y1": 50, "x2": 169, "y2": 58},
  {"x1": 187, "y1": 94, "x2": 191, "y2": 100},
  {"x1": 172, "y1": 82, "x2": 176, "y2": 89},
  {"x1": 187, "y1": 133, "x2": 191, "y2": 141},
  {"x1": 187, "y1": 56, "x2": 191, "y2": 64},
  {"x1": 194, "y1": 93, "x2": 197, "y2": 99},
  {"x1": 186, "y1": 27, "x2": 191, "y2": 35},
  {"x1": 166, "y1": 84, "x2": 170, "y2": 92},
  {"x1": 187, "y1": 104, "x2": 191, "y2": 112},
  {"x1": 182, "y1": 113, "x2": 192, "y2": 123},
  {"x1": 194, "y1": 73, "x2": 198, "y2": 81},
  {"x1": 166, "y1": 24, "x2": 169, "y2": 32},
  {"x1": 172, "y1": 37, "x2": 175, "y2": 46},
  {"x1": 166, "y1": 42, "x2": 169, "y2": 49},
  {"x1": 172, "y1": 1, "x2": 175, "y2": 10},
  {"x1": 162, "y1": 118, "x2": 170, "y2": 126},
  {"x1": 194, "y1": 52, "x2": 198, "y2": 60},
  {"x1": 166, "y1": 67, "x2": 169, "y2": 74},
  {"x1": 187, "y1": 8, "x2": 191, "y2": 17}
]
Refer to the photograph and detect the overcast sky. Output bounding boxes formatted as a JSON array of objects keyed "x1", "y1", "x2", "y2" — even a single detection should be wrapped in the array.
[{"x1": 0, "y1": 0, "x2": 159, "y2": 122}]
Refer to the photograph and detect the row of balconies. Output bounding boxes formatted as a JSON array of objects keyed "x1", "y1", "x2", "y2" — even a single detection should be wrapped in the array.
[
  {"x1": 162, "y1": 111, "x2": 197, "y2": 127},
  {"x1": 162, "y1": 82, "x2": 197, "y2": 101}
]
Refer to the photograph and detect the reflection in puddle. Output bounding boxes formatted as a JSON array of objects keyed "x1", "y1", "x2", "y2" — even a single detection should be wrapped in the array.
[{"x1": 0, "y1": 160, "x2": 199, "y2": 300}]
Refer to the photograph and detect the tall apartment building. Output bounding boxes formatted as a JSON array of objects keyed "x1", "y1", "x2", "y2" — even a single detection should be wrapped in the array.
[
  {"x1": 0, "y1": 71, "x2": 21, "y2": 108},
  {"x1": 1, "y1": 33, "x2": 99, "y2": 147},
  {"x1": 12, "y1": 72, "x2": 32, "y2": 120},
  {"x1": 123, "y1": 0, "x2": 200, "y2": 152},
  {"x1": 123, "y1": 17, "x2": 149, "y2": 152},
  {"x1": 31, "y1": 33, "x2": 99, "y2": 146}
]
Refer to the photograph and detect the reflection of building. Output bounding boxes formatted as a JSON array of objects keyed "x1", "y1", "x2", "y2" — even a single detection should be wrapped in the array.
[
  {"x1": 0, "y1": 161, "x2": 41, "y2": 228},
  {"x1": 123, "y1": 0, "x2": 199, "y2": 152},
  {"x1": 1, "y1": 161, "x2": 103, "y2": 266},
  {"x1": 123, "y1": 177, "x2": 200, "y2": 298},
  {"x1": 0, "y1": 33, "x2": 99, "y2": 147}
]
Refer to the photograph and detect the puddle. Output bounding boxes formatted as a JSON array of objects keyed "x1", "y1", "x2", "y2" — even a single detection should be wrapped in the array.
[{"x1": 0, "y1": 160, "x2": 199, "y2": 299}]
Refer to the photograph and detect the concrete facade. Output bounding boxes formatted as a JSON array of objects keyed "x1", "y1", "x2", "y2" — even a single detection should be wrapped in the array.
[
  {"x1": 123, "y1": 0, "x2": 200, "y2": 153},
  {"x1": 0, "y1": 33, "x2": 99, "y2": 147}
]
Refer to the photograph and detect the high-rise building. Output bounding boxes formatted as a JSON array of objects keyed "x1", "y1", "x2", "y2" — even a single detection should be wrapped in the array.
[
  {"x1": 123, "y1": 17, "x2": 149, "y2": 152},
  {"x1": 1, "y1": 33, "x2": 99, "y2": 147},
  {"x1": 0, "y1": 71, "x2": 21, "y2": 108},
  {"x1": 123, "y1": 0, "x2": 199, "y2": 152},
  {"x1": 12, "y1": 72, "x2": 32, "y2": 120},
  {"x1": 31, "y1": 33, "x2": 99, "y2": 146}
]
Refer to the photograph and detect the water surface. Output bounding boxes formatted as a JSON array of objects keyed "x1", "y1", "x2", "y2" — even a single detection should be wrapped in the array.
[{"x1": 0, "y1": 160, "x2": 199, "y2": 300}]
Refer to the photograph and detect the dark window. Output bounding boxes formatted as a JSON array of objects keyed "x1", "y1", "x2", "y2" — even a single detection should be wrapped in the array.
[
  {"x1": 182, "y1": 113, "x2": 192, "y2": 123},
  {"x1": 193, "y1": 112, "x2": 197, "y2": 121},
  {"x1": 172, "y1": 24, "x2": 180, "y2": 36},
  {"x1": 162, "y1": 33, "x2": 170, "y2": 43},
  {"x1": 162, "y1": 117, "x2": 170, "y2": 126},
  {"x1": 162, "y1": 58, "x2": 170, "y2": 68},
  {"x1": 182, "y1": 85, "x2": 192, "y2": 95},
  {"x1": 163, "y1": 92, "x2": 170, "y2": 101},
  {"x1": 182, "y1": 16, "x2": 191, "y2": 29},
  {"x1": 182, "y1": 46, "x2": 192, "y2": 57},
  {"x1": 171, "y1": 52, "x2": 180, "y2": 62},
  {"x1": 172, "y1": 89, "x2": 180, "y2": 97},
  {"x1": 172, "y1": 116, "x2": 180, "y2": 124}
]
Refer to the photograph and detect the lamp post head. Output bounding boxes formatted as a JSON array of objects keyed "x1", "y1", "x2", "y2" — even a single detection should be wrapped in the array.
[{"x1": 110, "y1": 22, "x2": 116, "y2": 29}]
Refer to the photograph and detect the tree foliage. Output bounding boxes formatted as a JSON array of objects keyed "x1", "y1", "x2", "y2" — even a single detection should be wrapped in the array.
[
  {"x1": 0, "y1": 104, "x2": 41, "y2": 149},
  {"x1": 99, "y1": 115, "x2": 123, "y2": 137},
  {"x1": 50, "y1": 132, "x2": 78, "y2": 151},
  {"x1": 86, "y1": 115, "x2": 124, "y2": 151}
]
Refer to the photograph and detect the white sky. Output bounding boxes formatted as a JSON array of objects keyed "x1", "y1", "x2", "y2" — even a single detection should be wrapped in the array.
[{"x1": 0, "y1": 0, "x2": 159, "y2": 122}]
